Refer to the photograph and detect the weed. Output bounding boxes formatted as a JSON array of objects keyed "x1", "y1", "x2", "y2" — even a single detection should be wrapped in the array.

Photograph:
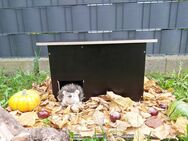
[
  {"x1": 148, "y1": 68, "x2": 188, "y2": 102},
  {"x1": 0, "y1": 70, "x2": 47, "y2": 108},
  {"x1": 33, "y1": 47, "x2": 40, "y2": 76}
]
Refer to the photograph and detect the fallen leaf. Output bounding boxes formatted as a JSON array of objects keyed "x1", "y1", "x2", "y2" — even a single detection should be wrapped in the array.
[
  {"x1": 152, "y1": 125, "x2": 170, "y2": 140},
  {"x1": 79, "y1": 128, "x2": 95, "y2": 137},
  {"x1": 17, "y1": 112, "x2": 38, "y2": 126},
  {"x1": 69, "y1": 113, "x2": 80, "y2": 125},
  {"x1": 40, "y1": 99, "x2": 49, "y2": 106},
  {"x1": 133, "y1": 128, "x2": 146, "y2": 141},
  {"x1": 86, "y1": 100, "x2": 99, "y2": 109},
  {"x1": 143, "y1": 92, "x2": 155, "y2": 101},
  {"x1": 124, "y1": 112, "x2": 144, "y2": 127},
  {"x1": 51, "y1": 106, "x2": 62, "y2": 114},
  {"x1": 140, "y1": 124, "x2": 153, "y2": 136},
  {"x1": 93, "y1": 110, "x2": 105, "y2": 125},
  {"x1": 116, "y1": 120, "x2": 131, "y2": 132},
  {"x1": 174, "y1": 116, "x2": 188, "y2": 135},
  {"x1": 46, "y1": 101, "x2": 58, "y2": 110},
  {"x1": 63, "y1": 106, "x2": 71, "y2": 114},
  {"x1": 144, "y1": 80, "x2": 162, "y2": 93},
  {"x1": 40, "y1": 93, "x2": 48, "y2": 100},
  {"x1": 107, "y1": 91, "x2": 134, "y2": 110},
  {"x1": 50, "y1": 115, "x2": 69, "y2": 128},
  {"x1": 145, "y1": 116, "x2": 163, "y2": 129},
  {"x1": 144, "y1": 77, "x2": 150, "y2": 84},
  {"x1": 109, "y1": 101, "x2": 122, "y2": 113}
]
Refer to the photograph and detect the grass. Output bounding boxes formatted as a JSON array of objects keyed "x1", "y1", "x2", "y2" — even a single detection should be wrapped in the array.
[
  {"x1": 0, "y1": 69, "x2": 47, "y2": 108},
  {"x1": 148, "y1": 69, "x2": 188, "y2": 102}
]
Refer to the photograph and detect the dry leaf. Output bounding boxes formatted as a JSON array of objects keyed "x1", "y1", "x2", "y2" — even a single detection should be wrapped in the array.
[
  {"x1": 80, "y1": 129, "x2": 95, "y2": 137},
  {"x1": 152, "y1": 125, "x2": 170, "y2": 140},
  {"x1": 69, "y1": 113, "x2": 80, "y2": 125},
  {"x1": 115, "y1": 137, "x2": 126, "y2": 141},
  {"x1": 93, "y1": 110, "x2": 105, "y2": 125},
  {"x1": 71, "y1": 104, "x2": 80, "y2": 113},
  {"x1": 116, "y1": 120, "x2": 130, "y2": 132},
  {"x1": 46, "y1": 101, "x2": 58, "y2": 110},
  {"x1": 109, "y1": 101, "x2": 122, "y2": 113},
  {"x1": 17, "y1": 112, "x2": 38, "y2": 126},
  {"x1": 145, "y1": 116, "x2": 163, "y2": 129},
  {"x1": 143, "y1": 92, "x2": 155, "y2": 101},
  {"x1": 40, "y1": 99, "x2": 49, "y2": 106},
  {"x1": 144, "y1": 76, "x2": 149, "y2": 84},
  {"x1": 51, "y1": 106, "x2": 62, "y2": 114},
  {"x1": 125, "y1": 112, "x2": 144, "y2": 127},
  {"x1": 107, "y1": 91, "x2": 134, "y2": 110},
  {"x1": 144, "y1": 80, "x2": 162, "y2": 93},
  {"x1": 50, "y1": 115, "x2": 69, "y2": 128},
  {"x1": 140, "y1": 124, "x2": 153, "y2": 136},
  {"x1": 96, "y1": 104, "x2": 104, "y2": 111},
  {"x1": 40, "y1": 93, "x2": 48, "y2": 100},
  {"x1": 174, "y1": 116, "x2": 188, "y2": 135},
  {"x1": 133, "y1": 128, "x2": 146, "y2": 141},
  {"x1": 63, "y1": 106, "x2": 71, "y2": 114}
]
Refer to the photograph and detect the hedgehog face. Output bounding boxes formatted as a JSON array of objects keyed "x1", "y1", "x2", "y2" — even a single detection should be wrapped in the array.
[
  {"x1": 57, "y1": 83, "x2": 84, "y2": 107},
  {"x1": 62, "y1": 90, "x2": 80, "y2": 106}
]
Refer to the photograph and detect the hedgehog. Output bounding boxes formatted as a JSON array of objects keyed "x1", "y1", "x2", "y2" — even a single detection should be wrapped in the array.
[{"x1": 57, "y1": 83, "x2": 84, "y2": 107}]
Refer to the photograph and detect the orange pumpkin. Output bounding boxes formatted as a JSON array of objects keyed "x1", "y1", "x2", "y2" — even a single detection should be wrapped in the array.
[{"x1": 8, "y1": 89, "x2": 41, "y2": 112}]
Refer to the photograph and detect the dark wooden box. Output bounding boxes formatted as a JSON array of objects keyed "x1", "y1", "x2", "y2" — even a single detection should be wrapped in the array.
[{"x1": 37, "y1": 40, "x2": 157, "y2": 101}]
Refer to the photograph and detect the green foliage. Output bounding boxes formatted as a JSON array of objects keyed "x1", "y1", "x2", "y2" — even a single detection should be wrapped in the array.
[
  {"x1": 0, "y1": 70, "x2": 47, "y2": 108},
  {"x1": 148, "y1": 69, "x2": 188, "y2": 102}
]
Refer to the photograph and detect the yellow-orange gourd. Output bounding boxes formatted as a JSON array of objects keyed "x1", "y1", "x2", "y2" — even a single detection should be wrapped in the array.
[{"x1": 8, "y1": 89, "x2": 41, "y2": 112}]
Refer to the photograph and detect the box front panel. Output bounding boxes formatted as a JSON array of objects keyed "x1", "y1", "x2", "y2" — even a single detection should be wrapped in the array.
[{"x1": 48, "y1": 43, "x2": 146, "y2": 101}]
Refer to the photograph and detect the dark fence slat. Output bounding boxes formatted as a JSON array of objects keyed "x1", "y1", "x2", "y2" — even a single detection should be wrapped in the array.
[
  {"x1": 22, "y1": 8, "x2": 42, "y2": 32},
  {"x1": 10, "y1": 34, "x2": 34, "y2": 57},
  {"x1": 179, "y1": 30, "x2": 188, "y2": 54},
  {"x1": 89, "y1": 6, "x2": 97, "y2": 31},
  {"x1": 160, "y1": 30, "x2": 181, "y2": 55},
  {"x1": 65, "y1": 7, "x2": 73, "y2": 32},
  {"x1": 98, "y1": 5, "x2": 116, "y2": 31},
  {"x1": 58, "y1": 0, "x2": 77, "y2": 5},
  {"x1": 136, "y1": 31, "x2": 154, "y2": 54},
  {"x1": 150, "y1": 3, "x2": 169, "y2": 29},
  {"x1": 142, "y1": 3, "x2": 150, "y2": 29},
  {"x1": 123, "y1": 3, "x2": 142, "y2": 30},
  {"x1": 0, "y1": 35, "x2": 12, "y2": 57},
  {"x1": 0, "y1": 0, "x2": 3, "y2": 8},
  {"x1": 177, "y1": 1, "x2": 188, "y2": 29},
  {"x1": 8, "y1": 0, "x2": 27, "y2": 8},
  {"x1": 169, "y1": 2, "x2": 178, "y2": 29},
  {"x1": 0, "y1": 9, "x2": 18, "y2": 33},
  {"x1": 46, "y1": 7, "x2": 66, "y2": 32},
  {"x1": 32, "y1": 0, "x2": 52, "y2": 7},
  {"x1": 111, "y1": 31, "x2": 128, "y2": 40},
  {"x1": 40, "y1": 8, "x2": 48, "y2": 32},
  {"x1": 153, "y1": 31, "x2": 161, "y2": 54},
  {"x1": 60, "y1": 32, "x2": 79, "y2": 41},
  {"x1": 85, "y1": 32, "x2": 103, "y2": 40},
  {"x1": 72, "y1": 5, "x2": 90, "y2": 31}
]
